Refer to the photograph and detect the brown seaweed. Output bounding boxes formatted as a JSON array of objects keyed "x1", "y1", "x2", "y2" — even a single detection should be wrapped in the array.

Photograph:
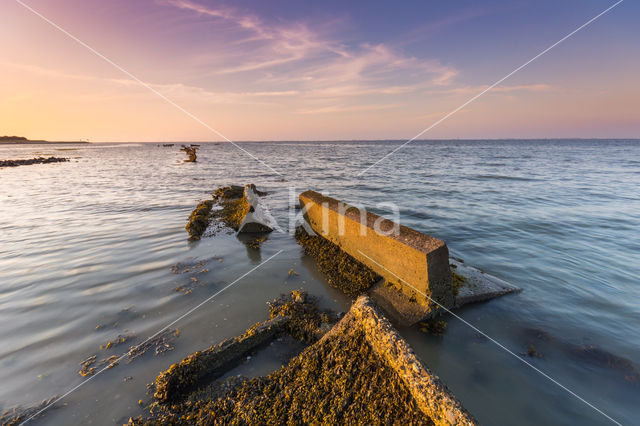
[{"x1": 294, "y1": 226, "x2": 381, "y2": 296}]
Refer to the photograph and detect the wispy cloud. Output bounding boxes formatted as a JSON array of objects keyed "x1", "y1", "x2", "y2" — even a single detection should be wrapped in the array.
[
  {"x1": 444, "y1": 83, "x2": 554, "y2": 96},
  {"x1": 160, "y1": 0, "x2": 460, "y2": 111}
]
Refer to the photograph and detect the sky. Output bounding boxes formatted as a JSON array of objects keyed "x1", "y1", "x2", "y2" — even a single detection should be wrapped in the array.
[{"x1": 0, "y1": 0, "x2": 638, "y2": 141}]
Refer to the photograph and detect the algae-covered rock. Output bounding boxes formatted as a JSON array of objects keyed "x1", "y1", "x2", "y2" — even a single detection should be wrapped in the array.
[
  {"x1": 133, "y1": 294, "x2": 477, "y2": 425},
  {"x1": 0, "y1": 157, "x2": 69, "y2": 168},
  {"x1": 267, "y1": 290, "x2": 336, "y2": 343},
  {"x1": 294, "y1": 226, "x2": 381, "y2": 296},
  {"x1": 213, "y1": 186, "x2": 244, "y2": 201},
  {"x1": 185, "y1": 199, "x2": 214, "y2": 240},
  {"x1": 153, "y1": 291, "x2": 333, "y2": 405},
  {"x1": 180, "y1": 145, "x2": 198, "y2": 162},
  {"x1": 451, "y1": 268, "x2": 466, "y2": 297},
  {"x1": 0, "y1": 396, "x2": 58, "y2": 426},
  {"x1": 185, "y1": 185, "x2": 271, "y2": 240},
  {"x1": 153, "y1": 317, "x2": 288, "y2": 405}
]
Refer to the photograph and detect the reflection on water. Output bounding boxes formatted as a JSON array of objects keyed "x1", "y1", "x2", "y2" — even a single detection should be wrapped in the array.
[{"x1": 0, "y1": 140, "x2": 639, "y2": 425}]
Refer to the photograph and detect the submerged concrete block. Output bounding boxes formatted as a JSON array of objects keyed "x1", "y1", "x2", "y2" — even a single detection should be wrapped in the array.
[
  {"x1": 299, "y1": 190, "x2": 454, "y2": 309},
  {"x1": 451, "y1": 259, "x2": 521, "y2": 308},
  {"x1": 238, "y1": 184, "x2": 276, "y2": 233}
]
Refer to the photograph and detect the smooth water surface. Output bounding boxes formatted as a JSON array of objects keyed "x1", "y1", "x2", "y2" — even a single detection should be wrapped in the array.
[{"x1": 0, "y1": 140, "x2": 638, "y2": 425}]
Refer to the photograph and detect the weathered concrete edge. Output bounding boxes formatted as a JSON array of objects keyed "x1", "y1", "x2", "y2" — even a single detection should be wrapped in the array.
[
  {"x1": 299, "y1": 190, "x2": 447, "y2": 254},
  {"x1": 324, "y1": 296, "x2": 478, "y2": 425},
  {"x1": 238, "y1": 184, "x2": 276, "y2": 233},
  {"x1": 154, "y1": 315, "x2": 288, "y2": 403},
  {"x1": 452, "y1": 259, "x2": 521, "y2": 308}
]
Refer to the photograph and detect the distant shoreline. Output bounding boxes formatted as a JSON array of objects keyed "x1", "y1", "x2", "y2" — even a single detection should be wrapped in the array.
[
  {"x1": 59, "y1": 138, "x2": 640, "y2": 143},
  {"x1": 0, "y1": 140, "x2": 90, "y2": 145}
]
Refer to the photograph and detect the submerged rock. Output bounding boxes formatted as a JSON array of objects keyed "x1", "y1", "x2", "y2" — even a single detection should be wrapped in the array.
[
  {"x1": 0, "y1": 396, "x2": 59, "y2": 425},
  {"x1": 185, "y1": 184, "x2": 272, "y2": 240},
  {"x1": 185, "y1": 200, "x2": 214, "y2": 240},
  {"x1": 180, "y1": 145, "x2": 198, "y2": 162},
  {"x1": 0, "y1": 157, "x2": 69, "y2": 168}
]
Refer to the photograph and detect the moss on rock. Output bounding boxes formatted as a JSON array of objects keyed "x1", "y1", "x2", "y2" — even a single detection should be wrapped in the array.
[
  {"x1": 185, "y1": 200, "x2": 214, "y2": 240},
  {"x1": 152, "y1": 291, "x2": 331, "y2": 406},
  {"x1": 294, "y1": 226, "x2": 381, "y2": 296},
  {"x1": 451, "y1": 269, "x2": 466, "y2": 297},
  {"x1": 134, "y1": 311, "x2": 431, "y2": 426},
  {"x1": 267, "y1": 290, "x2": 335, "y2": 344}
]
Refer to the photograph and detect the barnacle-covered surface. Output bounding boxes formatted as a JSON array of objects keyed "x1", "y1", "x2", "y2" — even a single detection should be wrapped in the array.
[
  {"x1": 294, "y1": 226, "x2": 381, "y2": 296},
  {"x1": 130, "y1": 295, "x2": 476, "y2": 425}
]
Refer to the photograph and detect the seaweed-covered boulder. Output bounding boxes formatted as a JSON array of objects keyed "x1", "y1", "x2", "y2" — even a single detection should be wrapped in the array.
[{"x1": 180, "y1": 145, "x2": 198, "y2": 162}]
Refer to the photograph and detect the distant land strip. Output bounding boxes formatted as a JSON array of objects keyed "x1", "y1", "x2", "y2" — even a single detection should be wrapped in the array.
[{"x1": 0, "y1": 136, "x2": 89, "y2": 144}]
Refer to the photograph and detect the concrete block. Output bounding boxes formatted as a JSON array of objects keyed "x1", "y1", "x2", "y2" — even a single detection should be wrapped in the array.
[
  {"x1": 451, "y1": 259, "x2": 521, "y2": 308},
  {"x1": 238, "y1": 184, "x2": 276, "y2": 233},
  {"x1": 299, "y1": 190, "x2": 454, "y2": 309}
]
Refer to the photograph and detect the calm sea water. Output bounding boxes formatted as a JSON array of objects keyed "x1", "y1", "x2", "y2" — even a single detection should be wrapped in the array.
[{"x1": 0, "y1": 140, "x2": 638, "y2": 425}]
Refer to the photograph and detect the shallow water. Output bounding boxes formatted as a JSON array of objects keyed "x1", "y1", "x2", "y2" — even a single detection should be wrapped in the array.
[{"x1": 1, "y1": 140, "x2": 639, "y2": 425}]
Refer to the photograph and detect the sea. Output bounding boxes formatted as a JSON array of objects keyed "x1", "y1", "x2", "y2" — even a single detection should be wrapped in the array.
[{"x1": 0, "y1": 139, "x2": 638, "y2": 425}]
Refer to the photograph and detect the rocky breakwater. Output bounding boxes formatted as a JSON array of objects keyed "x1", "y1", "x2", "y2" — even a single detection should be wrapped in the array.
[{"x1": 0, "y1": 157, "x2": 69, "y2": 168}]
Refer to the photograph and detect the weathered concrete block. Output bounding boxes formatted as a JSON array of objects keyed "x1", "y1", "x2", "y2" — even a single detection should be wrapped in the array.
[
  {"x1": 238, "y1": 184, "x2": 276, "y2": 233},
  {"x1": 451, "y1": 259, "x2": 521, "y2": 308},
  {"x1": 299, "y1": 190, "x2": 454, "y2": 309}
]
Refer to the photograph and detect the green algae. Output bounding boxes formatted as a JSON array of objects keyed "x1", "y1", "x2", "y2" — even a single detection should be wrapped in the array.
[
  {"x1": 247, "y1": 236, "x2": 265, "y2": 249},
  {"x1": 126, "y1": 329, "x2": 180, "y2": 362},
  {"x1": 185, "y1": 200, "x2": 214, "y2": 240},
  {"x1": 152, "y1": 319, "x2": 287, "y2": 406},
  {"x1": 418, "y1": 319, "x2": 448, "y2": 336},
  {"x1": 78, "y1": 355, "x2": 97, "y2": 377},
  {"x1": 133, "y1": 330, "x2": 431, "y2": 425},
  {"x1": 451, "y1": 268, "x2": 467, "y2": 297},
  {"x1": 294, "y1": 226, "x2": 381, "y2": 296}
]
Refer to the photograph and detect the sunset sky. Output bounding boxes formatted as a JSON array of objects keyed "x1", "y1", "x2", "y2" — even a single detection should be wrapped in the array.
[{"x1": 1, "y1": 0, "x2": 638, "y2": 141}]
